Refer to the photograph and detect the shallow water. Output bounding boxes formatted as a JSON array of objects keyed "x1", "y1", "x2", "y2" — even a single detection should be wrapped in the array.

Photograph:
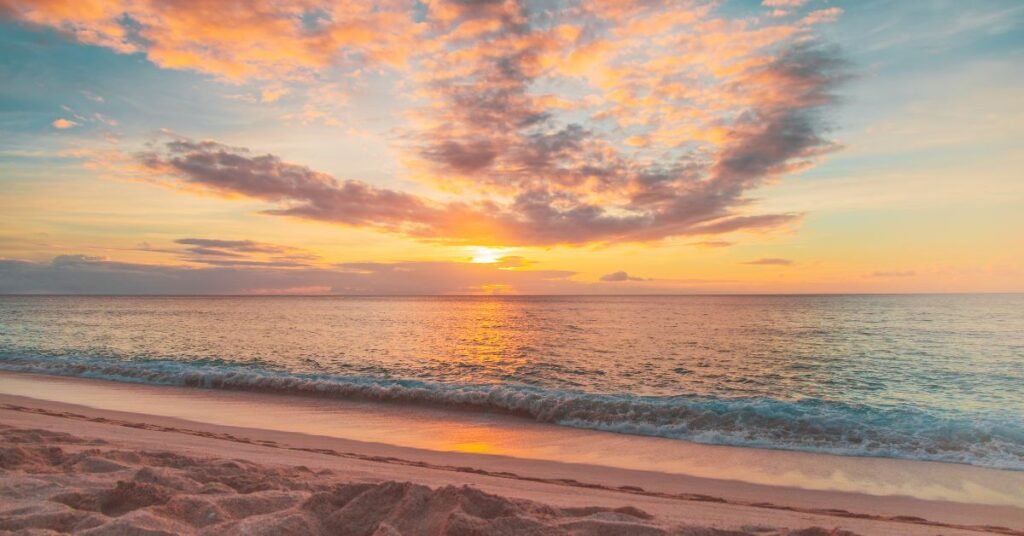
[
  {"x1": 1, "y1": 294, "x2": 1022, "y2": 469},
  {"x1": 6, "y1": 372, "x2": 1024, "y2": 508}
]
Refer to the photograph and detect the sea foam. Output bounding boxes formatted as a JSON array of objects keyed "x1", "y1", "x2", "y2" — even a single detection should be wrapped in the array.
[{"x1": 2, "y1": 353, "x2": 1022, "y2": 471}]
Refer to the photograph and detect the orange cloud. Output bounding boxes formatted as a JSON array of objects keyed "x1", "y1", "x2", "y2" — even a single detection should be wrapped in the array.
[
  {"x1": 395, "y1": 3, "x2": 846, "y2": 245},
  {"x1": 259, "y1": 87, "x2": 288, "y2": 103},
  {"x1": 51, "y1": 118, "x2": 78, "y2": 129},
  {"x1": 0, "y1": 0, "x2": 420, "y2": 82},
  {"x1": 16, "y1": 1, "x2": 848, "y2": 248}
]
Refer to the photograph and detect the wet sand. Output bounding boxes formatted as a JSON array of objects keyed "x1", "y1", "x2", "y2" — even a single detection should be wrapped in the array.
[{"x1": 1, "y1": 373, "x2": 1022, "y2": 534}]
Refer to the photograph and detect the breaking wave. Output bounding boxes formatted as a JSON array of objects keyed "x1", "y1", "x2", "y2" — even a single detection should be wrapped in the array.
[{"x1": 2, "y1": 353, "x2": 1022, "y2": 470}]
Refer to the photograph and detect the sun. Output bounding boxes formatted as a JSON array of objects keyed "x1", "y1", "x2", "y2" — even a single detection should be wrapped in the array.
[{"x1": 468, "y1": 246, "x2": 515, "y2": 264}]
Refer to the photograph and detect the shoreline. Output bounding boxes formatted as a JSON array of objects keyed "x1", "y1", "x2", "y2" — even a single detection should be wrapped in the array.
[
  {"x1": 1, "y1": 377, "x2": 1022, "y2": 533},
  {"x1": 0, "y1": 359, "x2": 1020, "y2": 473},
  {"x1": 1, "y1": 371, "x2": 1022, "y2": 507},
  {"x1": 2, "y1": 400, "x2": 1021, "y2": 535}
]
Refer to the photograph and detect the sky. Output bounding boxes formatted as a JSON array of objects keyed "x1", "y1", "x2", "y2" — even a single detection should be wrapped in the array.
[{"x1": 0, "y1": 0, "x2": 1022, "y2": 295}]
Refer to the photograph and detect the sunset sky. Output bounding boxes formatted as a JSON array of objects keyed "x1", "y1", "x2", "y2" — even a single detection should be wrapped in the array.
[{"x1": 1, "y1": 0, "x2": 1022, "y2": 294}]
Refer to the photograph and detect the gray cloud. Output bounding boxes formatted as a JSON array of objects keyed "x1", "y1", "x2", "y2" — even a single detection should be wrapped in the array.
[
  {"x1": 141, "y1": 141, "x2": 442, "y2": 235},
  {"x1": 181, "y1": 258, "x2": 311, "y2": 268},
  {"x1": 599, "y1": 271, "x2": 651, "y2": 282},
  {"x1": 0, "y1": 255, "x2": 577, "y2": 295},
  {"x1": 420, "y1": 139, "x2": 499, "y2": 174},
  {"x1": 145, "y1": 237, "x2": 322, "y2": 267},
  {"x1": 183, "y1": 247, "x2": 246, "y2": 258},
  {"x1": 0, "y1": 254, "x2": 748, "y2": 295},
  {"x1": 52, "y1": 254, "x2": 107, "y2": 266},
  {"x1": 169, "y1": 237, "x2": 317, "y2": 266},
  {"x1": 175, "y1": 238, "x2": 291, "y2": 254}
]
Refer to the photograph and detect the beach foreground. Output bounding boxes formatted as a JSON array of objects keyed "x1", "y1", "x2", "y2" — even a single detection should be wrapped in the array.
[{"x1": 2, "y1": 395, "x2": 1021, "y2": 535}]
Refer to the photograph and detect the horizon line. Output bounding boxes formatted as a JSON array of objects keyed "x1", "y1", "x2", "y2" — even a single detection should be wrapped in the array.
[{"x1": 1, "y1": 292, "x2": 1021, "y2": 298}]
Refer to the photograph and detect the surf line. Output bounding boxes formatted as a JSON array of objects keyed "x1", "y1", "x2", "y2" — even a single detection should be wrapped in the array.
[{"x1": 2, "y1": 403, "x2": 1020, "y2": 536}]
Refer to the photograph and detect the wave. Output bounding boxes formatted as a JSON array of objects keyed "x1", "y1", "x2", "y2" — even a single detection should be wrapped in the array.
[{"x1": 2, "y1": 353, "x2": 1022, "y2": 470}]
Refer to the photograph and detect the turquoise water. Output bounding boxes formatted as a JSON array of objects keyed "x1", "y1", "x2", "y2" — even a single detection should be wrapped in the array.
[{"x1": 1, "y1": 295, "x2": 1022, "y2": 469}]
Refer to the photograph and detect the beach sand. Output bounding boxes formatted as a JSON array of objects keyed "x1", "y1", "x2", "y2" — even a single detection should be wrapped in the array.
[{"x1": 1, "y1": 376, "x2": 1022, "y2": 535}]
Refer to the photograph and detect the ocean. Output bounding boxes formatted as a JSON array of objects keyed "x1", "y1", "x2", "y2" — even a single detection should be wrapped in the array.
[{"x1": 1, "y1": 294, "x2": 1022, "y2": 470}]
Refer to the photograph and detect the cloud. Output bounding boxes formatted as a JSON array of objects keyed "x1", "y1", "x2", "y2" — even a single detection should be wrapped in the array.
[
  {"x1": 600, "y1": 271, "x2": 629, "y2": 282},
  {"x1": 398, "y1": 5, "x2": 848, "y2": 245},
  {"x1": 140, "y1": 49, "x2": 840, "y2": 248},
  {"x1": 93, "y1": 113, "x2": 117, "y2": 126},
  {"x1": 742, "y1": 257, "x2": 793, "y2": 266},
  {"x1": 52, "y1": 254, "x2": 106, "y2": 266},
  {"x1": 0, "y1": 253, "x2": 746, "y2": 294},
  {"x1": 139, "y1": 139, "x2": 450, "y2": 235},
  {"x1": 0, "y1": 254, "x2": 582, "y2": 295},
  {"x1": 51, "y1": 118, "x2": 78, "y2": 129},
  {"x1": 690, "y1": 240, "x2": 734, "y2": 248},
  {"x1": 80, "y1": 90, "x2": 104, "y2": 103},
  {"x1": 259, "y1": 87, "x2": 289, "y2": 103},
  {"x1": 801, "y1": 8, "x2": 843, "y2": 25},
  {"x1": 166, "y1": 237, "x2": 319, "y2": 266},
  {"x1": 762, "y1": 0, "x2": 808, "y2": 7},
  {"x1": 130, "y1": 237, "x2": 321, "y2": 268},
  {"x1": 22, "y1": 1, "x2": 848, "y2": 247},
  {"x1": 599, "y1": 271, "x2": 651, "y2": 282},
  {"x1": 870, "y1": 270, "x2": 916, "y2": 277},
  {"x1": 180, "y1": 258, "x2": 310, "y2": 268},
  {"x1": 174, "y1": 238, "x2": 292, "y2": 255},
  {"x1": 0, "y1": 0, "x2": 419, "y2": 82},
  {"x1": 493, "y1": 255, "x2": 530, "y2": 268}
]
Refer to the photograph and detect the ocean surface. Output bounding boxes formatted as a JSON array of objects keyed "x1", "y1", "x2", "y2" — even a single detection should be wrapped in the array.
[{"x1": 1, "y1": 294, "x2": 1022, "y2": 470}]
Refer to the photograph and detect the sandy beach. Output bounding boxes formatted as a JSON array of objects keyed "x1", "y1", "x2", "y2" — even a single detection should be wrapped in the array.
[
  {"x1": 2, "y1": 375, "x2": 1022, "y2": 535},
  {"x1": 4, "y1": 0, "x2": 1023, "y2": 531}
]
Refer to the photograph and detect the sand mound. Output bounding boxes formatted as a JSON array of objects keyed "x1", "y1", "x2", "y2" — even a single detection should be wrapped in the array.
[{"x1": 0, "y1": 426, "x2": 859, "y2": 535}]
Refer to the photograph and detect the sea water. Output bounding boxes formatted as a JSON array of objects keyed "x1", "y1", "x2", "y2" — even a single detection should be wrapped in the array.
[{"x1": 1, "y1": 294, "x2": 1021, "y2": 469}]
